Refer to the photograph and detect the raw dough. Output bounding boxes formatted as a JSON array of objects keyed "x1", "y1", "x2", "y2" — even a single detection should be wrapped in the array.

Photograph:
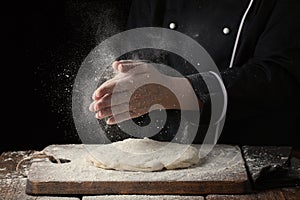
[{"x1": 88, "y1": 138, "x2": 200, "y2": 172}]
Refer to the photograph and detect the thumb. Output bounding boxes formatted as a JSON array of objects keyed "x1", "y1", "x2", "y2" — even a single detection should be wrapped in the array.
[{"x1": 113, "y1": 60, "x2": 149, "y2": 74}]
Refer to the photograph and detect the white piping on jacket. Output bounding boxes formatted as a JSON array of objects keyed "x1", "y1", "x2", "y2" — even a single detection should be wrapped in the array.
[
  {"x1": 208, "y1": 71, "x2": 228, "y2": 144},
  {"x1": 200, "y1": 0, "x2": 254, "y2": 145},
  {"x1": 229, "y1": 0, "x2": 254, "y2": 68}
]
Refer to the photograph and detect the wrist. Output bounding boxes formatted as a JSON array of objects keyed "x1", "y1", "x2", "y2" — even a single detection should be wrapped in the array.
[{"x1": 164, "y1": 77, "x2": 202, "y2": 111}]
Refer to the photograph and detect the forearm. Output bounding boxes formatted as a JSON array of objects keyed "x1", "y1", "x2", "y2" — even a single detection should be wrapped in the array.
[{"x1": 164, "y1": 77, "x2": 203, "y2": 111}]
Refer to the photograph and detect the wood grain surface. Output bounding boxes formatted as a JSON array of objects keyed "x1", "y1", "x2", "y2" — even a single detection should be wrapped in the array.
[
  {"x1": 82, "y1": 195, "x2": 204, "y2": 200},
  {"x1": 26, "y1": 144, "x2": 250, "y2": 195},
  {"x1": 206, "y1": 188, "x2": 300, "y2": 200},
  {"x1": 1, "y1": 148, "x2": 300, "y2": 199},
  {"x1": 0, "y1": 151, "x2": 80, "y2": 200}
]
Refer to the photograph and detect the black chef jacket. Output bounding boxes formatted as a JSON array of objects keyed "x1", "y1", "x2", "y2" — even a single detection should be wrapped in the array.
[{"x1": 123, "y1": 0, "x2": 300, "y2": 146}]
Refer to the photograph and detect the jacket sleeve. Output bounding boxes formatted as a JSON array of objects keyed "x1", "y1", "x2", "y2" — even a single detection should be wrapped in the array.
[{"x1": 187, "y1": 0, "x2": 300, "y2": 120}]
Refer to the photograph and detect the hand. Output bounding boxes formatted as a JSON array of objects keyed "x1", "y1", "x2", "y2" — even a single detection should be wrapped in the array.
[
  {"x1": 89, "y1": 60, "x2": 200, "y2": 124},
  {"x1": 89, "y1": 60, "x2": 178, "y2": 124}
]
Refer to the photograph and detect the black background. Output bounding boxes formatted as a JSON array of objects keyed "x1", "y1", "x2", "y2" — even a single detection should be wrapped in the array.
[
  {"x1": 1, "y1": 0, "x2": 131, "y2": 152},
  {"x1": 2, "y1": 1, "x2": 299, "y2": 152}
]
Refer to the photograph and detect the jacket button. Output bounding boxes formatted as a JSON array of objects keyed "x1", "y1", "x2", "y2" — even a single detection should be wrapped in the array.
[
  {"x1": 223, "y1": 27, "x2": 231, "y2": 35},
  {"x1": 169, "y1": 22, "x2": 177, "y2": 30}
]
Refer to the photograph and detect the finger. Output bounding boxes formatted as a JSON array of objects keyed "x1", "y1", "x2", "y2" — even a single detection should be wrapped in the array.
[
  {"x1": 112, "y1": 61, "x2": 121, "y2": 71},
  {"x1": 112, "y1": 60, "x2": 136, "y2": 72},
  {"x1": 106, "y1": 112, "x2": 133, "y2": 125},
  {"x1": 93, "y1": 76, "x2": 135, "y2": 101},
  {"x1": 119, "y1": 59, "x2": 150, "y2": 64},
  {"x1": 92, "y1": 81, "x2": 116, "y2": 100},
  {"x1": 89, "y1": 101, "x2": 96, "y2": 112},
  {"x1": 106, "y1": 107, "x2": 150, "y2": 125},
  {"x1": 94, "y1": 67, "x2": 152, "y2": 101},
  {"x1": 96, "y1": 103, "x2": 130, "y2": 119},
  {"x1": 93, "y1": 91, "x2": 130, "y2": 111},
  {"x1": 115, "y1": 60, "x2": 150, "y2": 74},
  {"x1": 121, "y1": 63, "x2": 147, "y2": 74},
  {"x1": 106, "y1": 111, "x2": 148, "y2": 125},
  {"x1": 95, "y1": 107, "x2": 112, "y2": 119},
  {"x1": 90, "y1": 93, "x2": 110, "y2": 111}
]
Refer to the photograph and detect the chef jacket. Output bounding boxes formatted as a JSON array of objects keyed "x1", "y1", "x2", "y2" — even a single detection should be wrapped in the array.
[{"x1": 123, "y1": 0, "x2": 300, "y2": 146}]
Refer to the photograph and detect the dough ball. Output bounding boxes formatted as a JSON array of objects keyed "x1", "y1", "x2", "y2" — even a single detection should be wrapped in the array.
[{"x1": 88, "y1": 138, "x2": 200, "y2": 172}]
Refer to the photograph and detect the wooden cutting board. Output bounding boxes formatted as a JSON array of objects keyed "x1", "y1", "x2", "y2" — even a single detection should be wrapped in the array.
[{"x1": 26, "y1": 144, "x2": 250, "y2": 195}]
